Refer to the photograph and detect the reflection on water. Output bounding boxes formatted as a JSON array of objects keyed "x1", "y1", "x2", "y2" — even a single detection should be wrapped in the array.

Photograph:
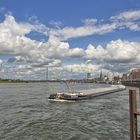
[{"x1": 0, "y1": 82, "x2": 130, "y2": 140}]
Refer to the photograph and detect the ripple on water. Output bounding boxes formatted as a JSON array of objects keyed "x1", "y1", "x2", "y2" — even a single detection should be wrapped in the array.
[{"x1": 0, "y1": 83, "x2": 129, "y2": 140}]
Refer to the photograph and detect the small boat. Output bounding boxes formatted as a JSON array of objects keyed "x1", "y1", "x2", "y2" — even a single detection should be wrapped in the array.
[{"x1": 48, "y1": 84, "x2": 126, "y2": 101}]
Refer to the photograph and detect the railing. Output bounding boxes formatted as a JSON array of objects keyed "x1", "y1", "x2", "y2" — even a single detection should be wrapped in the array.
[
  {"x1": 129, "y1": 89, "x2": 140, "y2": 140},
  {"x1": 122, "y1": 80, "x2": 140, "y2": 88}
]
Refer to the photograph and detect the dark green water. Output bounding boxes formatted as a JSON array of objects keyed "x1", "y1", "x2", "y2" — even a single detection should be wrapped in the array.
[{"x1": 0, "y1": 83, "x2": 130, "y2": 140}]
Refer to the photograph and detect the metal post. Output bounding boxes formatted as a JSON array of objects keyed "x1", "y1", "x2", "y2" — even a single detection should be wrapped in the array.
[
  {"x1": 129, "y1": 89, "x2": 138, "y2": 140},
  {"x1": 139, "y1": 88, "x2": 140, "y2": 104},
  {"x1": 46, "y1": 67, "x2": 48, "y2": 81}
]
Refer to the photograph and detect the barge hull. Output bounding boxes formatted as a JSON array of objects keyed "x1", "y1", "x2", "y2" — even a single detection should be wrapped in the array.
[{"x1": 48, "y1": 85, "x2": 126, "y2": 101}]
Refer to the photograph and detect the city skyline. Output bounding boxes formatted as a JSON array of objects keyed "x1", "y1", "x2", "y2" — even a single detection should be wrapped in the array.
[{"x1": 0, "y1": 0, "x2": 140, "y2": 80}]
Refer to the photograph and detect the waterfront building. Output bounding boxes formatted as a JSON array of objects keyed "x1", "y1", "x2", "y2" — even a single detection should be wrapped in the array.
[{"x1": 130, "y1": 68, "x2": 140, "y2": 80}]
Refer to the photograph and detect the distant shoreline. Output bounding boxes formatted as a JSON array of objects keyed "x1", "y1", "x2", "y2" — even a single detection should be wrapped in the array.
[
  {"x1": 0, "y1": 81, "x2": 28, "y2": 84},
  {"x1": 0, "y1": 79, "x2": 96, "y2": 83},
  {"x1": 0, "y1": 79, "x2": 112, "y2": 84}
]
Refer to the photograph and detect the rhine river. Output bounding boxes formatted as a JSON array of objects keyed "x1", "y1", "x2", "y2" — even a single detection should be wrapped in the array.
[{"x1": 0, "y1": 82, "x2": 135, "y2": 140}]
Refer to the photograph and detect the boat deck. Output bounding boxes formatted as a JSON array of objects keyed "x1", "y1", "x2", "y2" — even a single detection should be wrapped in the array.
[{"x1": 78, "y1": 85, "x2": 125, "y2": 97}]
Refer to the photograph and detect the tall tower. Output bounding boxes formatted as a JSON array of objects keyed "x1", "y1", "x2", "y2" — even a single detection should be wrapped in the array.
[
  {"x1": 87, "y1": 72, "x2": 91, "y2": 79},
  {"x1": 100, "y1": 70, "x2": 103, "y2": 81}
]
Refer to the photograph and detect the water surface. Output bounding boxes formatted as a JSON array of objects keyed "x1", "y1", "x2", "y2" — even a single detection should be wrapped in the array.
[{"x1": 0, "y1": 82, "x2": 131, "y2": 140}]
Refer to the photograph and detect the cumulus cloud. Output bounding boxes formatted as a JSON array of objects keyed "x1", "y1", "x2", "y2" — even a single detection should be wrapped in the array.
[
  {"x1": 85, "y1": 44, "x2": 107, "y2": 60},
  {"x1": 84, "y1": 39, "x2": 140, "y2": 74},
  {"x1": 67, "y1": 48, "x2": 85, "y2": 57},
  {"x1": 0, "y1": 15, "x2": 69, "y2": 66},
  {"x1": 1, "y1": 15, "x2": 33, "y2": 36},
  {"x1": 64, "y1": 63, "x2": 100, "y2": 73},
  {"x1": 0, "y1": 15, "x2": 34, "y2": 55},
  {"x1": 0, "y1": 9, "x2": 140, "y2": 79},
  {"x1": 106, "y1": 40, "x2": 139, "y2": 62},
  {"x1": 85, "y1": 39, "x2": 140, "y2": 63}
]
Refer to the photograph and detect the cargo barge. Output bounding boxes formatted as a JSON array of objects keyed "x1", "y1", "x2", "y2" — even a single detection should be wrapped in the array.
[{"x1": 48, "y1": 85, "x2": 126, "y2": 101}]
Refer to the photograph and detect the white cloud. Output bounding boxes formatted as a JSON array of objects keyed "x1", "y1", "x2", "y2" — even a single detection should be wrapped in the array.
[
  {"x1": 24, "y1": 10, "x2": 140, "y2": 41},
  {"x1": 124, "y1": 21, "x2": 140, "y2": 31},
  {"x1": 64, "y1": 63, "x2": 100, "y2": 73},
  {"x1": 85, "y1": 44, "x2": 107, "y2": 60},
  {"x1": 83, "y1": 39, "x2": 140, "y2": 74},
  {"x1": 0, "y1": 15, "x2": 35, "y2": 55},
  {"x1": 110, "y1": 9, "x2": 140, "y2": 31},
  {"x1": 67, "y1": 48, "x2": 85, "y2": 57},
  {"x1": 48, "y1": 59, "x2": 61, "y2": 67},
  {"x1": 1, "y1": 15, "x2": 33, "y2": 36},
  {"x1": 45, "y1": 36, "x2": 69, "y2": 58},
  {"x1": 111, "y1": 9, "x2": 140, "y2": 21},
  {"x1": 106, "y1": 40, "x2": 139, "y2": 62},
  {"x1": 0, "y1": 16, "x2": 69, "y2": 67},
  {"x1": 0, "y1": 10, "x2": 140, "y2": 79},
  {"x1": 85, "y1": 39, "x2": 140, "y2": 63},
  {"x1": 45, "y1": 10, "x2": 140, "y2": 40},
  {"x1": 49, "y1": 22, "x2": 116, "y2": 41},
  {"x1": 82, "y1": 18, "x2": 97, "y2": 25}
]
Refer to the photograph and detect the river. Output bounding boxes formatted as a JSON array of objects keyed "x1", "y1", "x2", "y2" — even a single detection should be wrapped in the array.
[{"x1": 0, "y1": 82, "x2": 131, "y2": 140}]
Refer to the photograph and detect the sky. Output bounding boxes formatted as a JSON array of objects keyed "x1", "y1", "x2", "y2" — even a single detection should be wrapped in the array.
[{"x1": 0, "y1": 0, "x2": 140, "y2": 80}]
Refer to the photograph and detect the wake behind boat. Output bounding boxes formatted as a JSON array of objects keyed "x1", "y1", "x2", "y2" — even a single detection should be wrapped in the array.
[{"x1": 48, "y1": 84, "x2": 126, "y2": 101}]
